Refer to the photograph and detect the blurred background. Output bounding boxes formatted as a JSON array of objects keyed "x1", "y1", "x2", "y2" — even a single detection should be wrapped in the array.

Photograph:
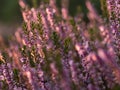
[
  {"x1": 0, "y1": 0, "x2": 22, "y2": 38},
  {"x1": 0, "y1": 0, "x2": 102, "y2": 37}
]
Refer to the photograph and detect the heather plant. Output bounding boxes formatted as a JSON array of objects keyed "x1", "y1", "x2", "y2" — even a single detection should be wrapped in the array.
[{"x1": 0, "y1": 0, "x2": 120, "y2": 90}]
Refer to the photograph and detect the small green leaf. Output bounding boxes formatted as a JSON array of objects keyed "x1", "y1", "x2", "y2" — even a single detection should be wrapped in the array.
[
  {"x1": 13, "y1": 68, "x2": 19, "y2": 82},
  {"x1": 51, "y1": 31, "x2": 60, "y2": 48},
  {"x1": 70, "y1": 18, "x2": 75, "y2": 26},
  {"x1": 30, "y1": 21, "x2": 36, "y2": 30},
  {"x1": 63, "y1": 37, "x2": 71, "y2": 54},
  {"x1": 28, "y1": 51, "x2": 36, "y2": 67},
  {"x1": 22, "y1": 22, "x2": 28, "y2": 34}
]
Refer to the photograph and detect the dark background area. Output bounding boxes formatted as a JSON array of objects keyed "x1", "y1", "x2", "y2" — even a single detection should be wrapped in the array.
[
  {"x1": 0, "y1": 0, "x2": 102, "y2": 37},
  {"x1": 0, "y1": 0, "x2": 102, "y2": 23}
]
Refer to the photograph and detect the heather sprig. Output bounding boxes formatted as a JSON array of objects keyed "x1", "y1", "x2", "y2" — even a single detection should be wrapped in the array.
[{"x1": 0, "y1": 0, "x2": 120, "y2": 90}]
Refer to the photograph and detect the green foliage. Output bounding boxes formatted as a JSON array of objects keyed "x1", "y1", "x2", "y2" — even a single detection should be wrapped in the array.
[
  {"x1": 113, "y1": 85, "x2": 120, "y2": 90},
  {"x1": 1, "y1": 52, "x2": 9, "y2": 63},
  {"x1": 70, "y1": 18, "x2": 75, "y2": 26},
  {"x1": 26, "y1": 0, "x2": 41, "y2": 8},
  {"x1": 37, "y1": 13, "x2": 44, "y2": 35},
  {"x1": 42, "y1": 47, "x2": 51, "y2": 73},
  {"x1": 32, "y1": 0, "x2": 38, "y2": 8},
  {"x1": 54, "y1": 50, "x2": 62, "y2": 74},
  {"x1": 28, "y1": 51, "x2": 36, "y2": 67},
  {"x1": 100, "y1": 0, "x2": 109, "y2": 20},
  {"x1": 1, "y1": 80, "x2": 9, "y2": 90},
  {"x1": 30, "y1": 21, "x2": 36, "y2": 31},
  {"x1": 63, "y1": 37, "x2": 71, "y2": 54},
  {"x1": 0, "y1": 54, "x2": 5, "y2": 64},
  {"x1": 13, "y1": 68, "x2": 20, "y2": 82},
  {"x1": 22, "y1": 22, "x2": 28, "y2": 34},
  {"x1": 51, "y1": 31, "x2": 60, "y2": 48},
  {"x1": 88, "y1": 27, "x2": 102, "y2": 41}
]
